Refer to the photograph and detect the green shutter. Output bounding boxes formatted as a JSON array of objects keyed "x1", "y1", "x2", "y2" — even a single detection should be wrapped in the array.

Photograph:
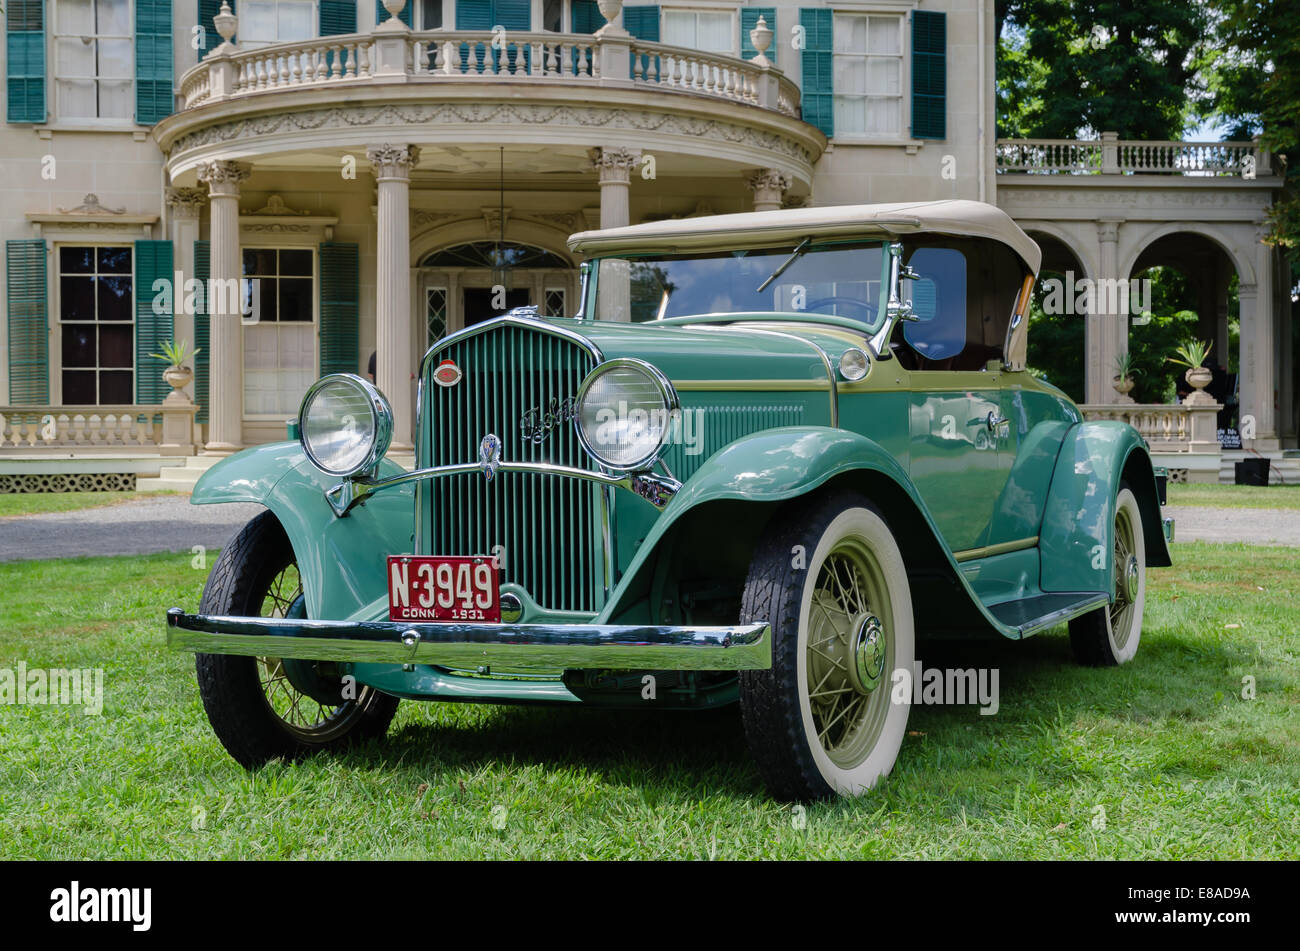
[
  {"x1": 319, "y1": 242, "x2": 359, "y2": 377},
  {"x1": 199, "y1": 0, "x2": 234, "y2": 59},
  {"x1": 623, "y1": 6, "x2": 659, "y2": 40},
  {"x1": 6, "y1": 0, "x2": 46, "y2": 124},
  {"x1": 571, "y1": 0, "x2": 599, "y2": 33},
  {"x1": 193, "y1": 240, "x2": 210, "y2": 423},
  {"x1": 496, "y1": 0, "x2": 531, "y2": 30},
  {"x1": 321, "y1": 0, "x2": 358, "y2": 34},
  {"x1": 455, "y1": 0, "x2": 493, "y2": 29},
  {"x1": 377, "y1": 0, "x2": 415, "y2": 26},
  {"x1": 135, "y1": 0, "x2": 173, "y2": 125},
  {"x1": 800, "y1": 9, "x2": 833, "y2": 137},
  {"x1": 6, "y1": 239, "x2": 48, "y2": 404},
  {"x1": 740, "y1": 8, "x2": 776, "y2": 65},
  {"x1": 134, "y1": 240, "x2": 174, "y2": 404},
  {"x1": 911, "y1": 10, "x2": 946, "y2": 140}
]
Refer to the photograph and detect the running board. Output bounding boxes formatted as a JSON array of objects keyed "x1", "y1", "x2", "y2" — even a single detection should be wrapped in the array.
[{"x1": 987, "y1": 593, "x2": 1109, "y2": 638}]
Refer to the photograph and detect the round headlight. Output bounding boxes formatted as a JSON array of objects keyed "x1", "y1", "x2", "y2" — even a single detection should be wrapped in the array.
[
  {"x1": 575, "y1": 358, "x2": 679, "y2": 471},
  {"x1": 839, "y1": 347, "x2": 869, "y2": 381},
  {"x1": 298, "y1": 374, "x2": 393, "y2": 477}
]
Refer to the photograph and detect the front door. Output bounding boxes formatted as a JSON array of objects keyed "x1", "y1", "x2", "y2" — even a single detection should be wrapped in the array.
[{"x1": 462, "y1": 287, "x2": 530, "y2": 327}]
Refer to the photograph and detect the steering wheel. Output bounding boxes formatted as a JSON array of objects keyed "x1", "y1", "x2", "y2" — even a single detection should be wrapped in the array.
[{"x1": 804, "y1": 296, "x2": 874, "y2": 321}]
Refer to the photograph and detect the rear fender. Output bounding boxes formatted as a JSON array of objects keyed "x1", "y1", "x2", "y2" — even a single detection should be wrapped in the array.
[
  {"x1": 1039, "y1": 421, "x2": 1172, "y2": 597},
  {"x1": 192, "y1": 443, "x2": 413, "y2": 621}
]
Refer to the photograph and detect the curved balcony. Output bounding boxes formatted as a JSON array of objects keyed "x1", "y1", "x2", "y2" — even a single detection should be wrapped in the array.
[{"x1": 155, "y1": 28, "x2": 822, "y2": 187}]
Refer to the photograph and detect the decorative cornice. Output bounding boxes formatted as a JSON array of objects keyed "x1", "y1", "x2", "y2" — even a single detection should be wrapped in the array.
[
  {"x1": 367, "y1": 144, "x2": 420, "y2": 181},
  {"x1": 165, "y1": 186, "x2": 208, "y2": 217},
  {"x1": 57, "y1": 194, "x2": 125, "y2": 215},
  {"x1": 242, "y1": 194, "x2": 311, "y2": 216},
  {"x1": 165, "y1": 103, "x2": 814, "y2": 178},
  {"x1": 196, "y1": 160, "x2": 252, "y2": 197}
]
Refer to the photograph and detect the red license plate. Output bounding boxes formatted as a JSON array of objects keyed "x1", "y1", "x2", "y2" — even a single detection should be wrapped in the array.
[{"x1": 387, "y1": 555, "x2": 501, "y2": 622}]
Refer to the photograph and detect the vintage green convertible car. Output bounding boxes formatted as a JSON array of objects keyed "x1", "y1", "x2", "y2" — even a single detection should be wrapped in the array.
[{"x1": 166, "y1": 199, "x2": 1172, "y2": 801}]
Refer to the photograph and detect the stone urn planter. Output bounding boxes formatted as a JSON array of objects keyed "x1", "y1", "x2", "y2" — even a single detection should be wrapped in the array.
[
  {"x1": 597, "y1": 0, "x2": 623, "y2": 28},
  {"x1": 164, "y1": 365, "x2": 193, "y2": 391},
  {"x1": 1112, "y1": 375, "x2": 1135, "y2": 398},
  {"x1": 1185, "y1": 365, "x2": 1212, "y2": 392},
  {"x1": 749, "y1": 15, "x2": 774, "y2": 66}
]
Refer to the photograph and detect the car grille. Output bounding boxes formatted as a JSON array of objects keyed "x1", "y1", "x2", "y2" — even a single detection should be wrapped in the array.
[{"x1": 421, "y1": 322, "x2": 602, "y2": 614}]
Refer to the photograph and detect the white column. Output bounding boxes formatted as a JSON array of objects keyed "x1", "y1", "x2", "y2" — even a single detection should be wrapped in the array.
[
  {"x1": 1086, "y1": 219, "x2": 1122, "y2": 404},
  {"x1": 747, "y1": 169, "x2": 791, "y2": 212},
  {"x1": 196, "y1": 160, "x2": 250, "y2": 454},
  {"x1": 589, "y1": 147, "x2": 639, "y2": 322},
  {"x1": 589, "y1": 147, "x2": 640, "y2": 229},
  {"x1": 368, "y1": 143, "x2": 419, "y2": 450},
  {"x1": 1240, "y1": 224, "x2": 1279, "y2": 450},
  {"x1": 165, "y1": 187, "x2": 207, "y2": 411}
]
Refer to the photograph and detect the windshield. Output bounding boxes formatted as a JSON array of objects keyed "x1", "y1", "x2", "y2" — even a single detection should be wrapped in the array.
[{"x1": 588, "y1": 242, "x2": 889, "y2": 329}]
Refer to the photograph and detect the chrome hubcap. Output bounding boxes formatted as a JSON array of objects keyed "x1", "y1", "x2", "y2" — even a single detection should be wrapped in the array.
[
  {"x1": 1119, "y1": 554, "x2": 1139, "y2": 603},
  {"x1": 849, "y1": 615, "x2": 887, "y2": 694}
]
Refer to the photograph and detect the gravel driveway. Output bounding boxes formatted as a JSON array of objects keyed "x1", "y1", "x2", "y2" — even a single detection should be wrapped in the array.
[
  {"x1": 1163, "y1": 505, "x2": 1300, "y2": 547},
  {"x1": 1, "y1": 497, "x2": 1298, "y2": 563},
  {"x1": 0, "y1": 496, "x2": 265, "y2": 563}
]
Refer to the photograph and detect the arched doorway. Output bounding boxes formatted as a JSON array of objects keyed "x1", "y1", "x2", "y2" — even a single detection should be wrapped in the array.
[
  {"x1": 416, "y1": 241, "x2": 577, "y2": 349},
  {"x1": 1128, "y1": 232, "x2": 1243, "y2": 432},
  {"x1": 1024, "y1": 230, "x2": 1090, "y2": 403}
]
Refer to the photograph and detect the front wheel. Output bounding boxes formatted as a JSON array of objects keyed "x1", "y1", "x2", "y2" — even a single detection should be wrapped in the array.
[
  {"x1": 738, "y1": 491, "x2": 914, "y2": 801},
  {"x1": 1068, "y1": 486, "x2": 1146, "y2": 666},
  {"x1": 194, "y1": 510, "x2": 399, "y2": 768}
]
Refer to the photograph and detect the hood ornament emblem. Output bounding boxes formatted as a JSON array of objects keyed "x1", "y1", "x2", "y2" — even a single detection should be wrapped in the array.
[
  {"x1": 432, "y1": 359, "x2": 462, "y2": 387},
  {"x1": 478, "y1": 434, "x2": 502, "y2": 482}
]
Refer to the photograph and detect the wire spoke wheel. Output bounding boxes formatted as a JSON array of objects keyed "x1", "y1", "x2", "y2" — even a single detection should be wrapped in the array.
[
  {"x1": 1109, "y1": 504, "x2": 1138, "y2": 649},
  {"x1": 254, "y1": 562, "x2": 370, "y2": 741},
  {"x1": 805, "y1": 543, "x2": 894, "y2": 770}
]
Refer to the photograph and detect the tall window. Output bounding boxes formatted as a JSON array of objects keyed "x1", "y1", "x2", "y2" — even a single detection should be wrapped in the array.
[
  {"x1": 833, "y1": 14, "x2": 903, "y2": 137},
  {"x1": 662, "y1": 9, "x2": 734, "y2": 54},
  {"x1": 242, "y1": 248, "x2": 316, "y2": 416},
  {"x1": 426, "y1": 287, "x2": 448, "y2": 348},
  {"x1": 419, "y1": 0, "x2": 445, "y2": 29},
  {"x1": 239, "y1": 0, "x2": 316, "y2": 49},
  {"x1": 59, "y1": 246, "x2": 134, "y2": 404},
  {"x1": 54, "y1": 0, "x2": 133, "y2": 120}
]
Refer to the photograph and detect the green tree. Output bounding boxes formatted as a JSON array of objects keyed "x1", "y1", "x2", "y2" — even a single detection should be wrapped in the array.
[
  {"x1": 1200, "y1": 0, "x2": 1300, "y2": 249},
  {"x1": 998, "y1": 0, "x2": 1208, "y2": 139}
]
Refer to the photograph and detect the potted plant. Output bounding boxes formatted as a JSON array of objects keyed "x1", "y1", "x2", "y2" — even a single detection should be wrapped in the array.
[
  {"x1": 1112, "y1": 351, "x2": 1141, "y2": 398},
  {"x1": 1167, "y1": 340, "x2": 1213, "y2": 399},
  {"x1": 150, "y1": 339, "x2": 201, "y2": 400}
]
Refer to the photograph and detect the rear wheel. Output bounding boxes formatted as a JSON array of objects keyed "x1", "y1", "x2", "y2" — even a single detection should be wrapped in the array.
[
  {"x1": 1069, "y1": 486, "x2": 1145, "y2": 666},
  {"x1": 195, "y1": 510, "x2": 398, "y2": 768},
  {"x1": 738, "y1": 491, "x2": 914, "y2": 801}
]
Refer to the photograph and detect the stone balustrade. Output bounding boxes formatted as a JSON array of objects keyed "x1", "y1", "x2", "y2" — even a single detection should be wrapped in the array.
[
  {"x1": 0, "y1": 403, "x2": 197, "y2": 456},
  {"x1": 177, "y1": 28, "x2": 800, "y2": 119},
  {"x1": 1081, "y1": 401, "x2": 1222, "y2": 454},
  {"x1": 997, "y1": 132, "x2": 1267, "y2": 177}
]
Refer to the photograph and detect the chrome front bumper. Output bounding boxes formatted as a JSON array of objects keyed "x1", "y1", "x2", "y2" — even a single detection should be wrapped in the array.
[{"x1": 165, "y1": 608, "x2": 771, "y2": 671}]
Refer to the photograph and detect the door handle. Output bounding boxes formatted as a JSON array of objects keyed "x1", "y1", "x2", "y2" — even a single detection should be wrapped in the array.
[{"x1": 986, "y1": 411, "x2": 1009, "y2": 433}]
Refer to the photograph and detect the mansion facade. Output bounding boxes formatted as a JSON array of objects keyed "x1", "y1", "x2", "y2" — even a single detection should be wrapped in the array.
[{"x1": 1, "y1": 0, "x2": 1293, "y2": 479}]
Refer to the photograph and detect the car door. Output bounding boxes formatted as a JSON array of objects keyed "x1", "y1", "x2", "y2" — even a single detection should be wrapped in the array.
[{"x1": 908, "y1": 373, "x2": 1013, "y2": 553}]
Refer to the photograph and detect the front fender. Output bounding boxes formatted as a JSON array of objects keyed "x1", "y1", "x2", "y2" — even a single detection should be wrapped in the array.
[
  {"x1": 1039, "y1": 421, "x2": 1172, "y2": 597},
  {"x1": 192, "y1": 443, "x2": 413, "y2": 621},
  {"x1": 598, "y1": 427, "x2": 1012, "y2": 638}
]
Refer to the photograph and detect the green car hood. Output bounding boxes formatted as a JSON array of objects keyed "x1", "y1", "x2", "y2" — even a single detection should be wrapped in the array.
[{"x1": 537, "y1": 315, "x2": 859, "y2": 387}]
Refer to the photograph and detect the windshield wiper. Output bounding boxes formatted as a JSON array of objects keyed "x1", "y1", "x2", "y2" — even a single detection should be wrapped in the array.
[{"x1": 756, "y1": 237, "x2": 812, "y2": 294}]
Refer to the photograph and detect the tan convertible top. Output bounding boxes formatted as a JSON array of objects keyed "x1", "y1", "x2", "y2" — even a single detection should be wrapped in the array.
[{"x1": 567, "y1": 199, "x2": 1041, "y2": 274}]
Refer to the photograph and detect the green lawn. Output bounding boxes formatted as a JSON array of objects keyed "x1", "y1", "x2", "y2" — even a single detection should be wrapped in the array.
[
  {"x1": 1, "y1": 543, "x2": 1297, "y2": 859},
  {"x1": 0, "y1": 491, "x2": 147, "y2": 518},
  {"x1": 1167, "y1": 481, "x2": 1300, "y2": 510}
]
